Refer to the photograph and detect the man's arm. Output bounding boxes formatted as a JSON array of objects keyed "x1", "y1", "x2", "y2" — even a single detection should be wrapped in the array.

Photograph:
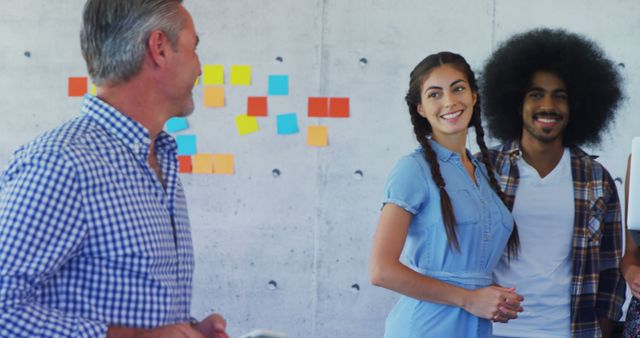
[
  {"x1": 596, "y1": 169, "x2": 626, "y2": 337},
  {"x1": 0, "y1": 150, "x2": 108, "y2": 337}
]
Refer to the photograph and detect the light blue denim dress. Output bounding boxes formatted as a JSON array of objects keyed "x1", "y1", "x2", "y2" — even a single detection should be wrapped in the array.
[{"x1": 383, "y1": 141, "x2": 513, "y2": 338}]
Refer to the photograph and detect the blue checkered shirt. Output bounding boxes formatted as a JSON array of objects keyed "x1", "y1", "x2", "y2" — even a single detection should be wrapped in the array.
[{"x1": 0, "y1": 96, "x2": 195, "y2": 337}]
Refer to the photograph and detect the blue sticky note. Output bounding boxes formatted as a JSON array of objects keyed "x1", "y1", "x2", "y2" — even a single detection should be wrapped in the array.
[
  {"x1": 176, "y1": 135, "x2": 197, "y2": 155},
  {"x1": 268, "y1": 75, "x2": 289, "y2": 95},
  {"x1": 277, "y1": 113, "x2": 299, "y2": 135},
  {"x1": 165, "y1": 117, "x2": 189, "y2": 133}
]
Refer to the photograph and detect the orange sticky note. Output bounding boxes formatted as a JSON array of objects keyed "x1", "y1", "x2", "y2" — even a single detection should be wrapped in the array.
[
  {"x1": 204, "y1": 86, "x2": 225, "y2": 107},
  {"x1": 177, "y1": 155, "x2": 192, "y2": 173},
  {"x1": 307, "y1": 126, "x2": 328, "y2": 147},
  {"x1": 308, "y1": 97, "x2": 328, "y2": 117},
  {"x1": 247, "y1": 96, "x2": 268, "y2": 117},
  {"x1": 329, "y1": 97, "x2": 350, "y2": 117},
  {"x1": 213, "y1": 154, "x2": 234, "y2": 175},
  {"x1": 192, "y1": 154, "x2": 214, "y2": 174},
  {"x1": 68, "y1": 77, "x2": 88, "y2": 97}
]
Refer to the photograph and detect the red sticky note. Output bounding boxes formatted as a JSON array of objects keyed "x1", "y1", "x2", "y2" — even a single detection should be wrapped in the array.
[
  {"x1": 247, "y1": 96, "x2": 268, "y2": 117},
  {"x1": 68, "y1": 77, "x2": 88, "y2": 97},
  {"x1": 308, "y1": 97, "x2": 328, "y2": 117},
  {"x1": 329, "y1": 97, "x2": 350, "y2": 118},
  {"x1": 177, "y1": 155, "x2": 192, "y2": 173}
]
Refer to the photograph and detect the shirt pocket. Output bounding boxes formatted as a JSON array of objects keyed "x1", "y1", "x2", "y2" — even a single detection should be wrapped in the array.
[
  {"x1": 488, "y1": 190, "x2": 514, "y2": 233},
  {"x1": 586, "y1": 197, "x2": 605, "y2": 242},
  {"x1": 445, "y1": 188, "x2": 480, "y2": 225}
]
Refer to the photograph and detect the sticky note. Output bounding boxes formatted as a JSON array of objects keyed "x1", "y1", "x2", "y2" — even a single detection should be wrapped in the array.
[
  {"x1": 235, "y1": 114, "x2": 259, "y2": 136},
  {"x1": 230, "y1": 65, "x2": 251, "y2": 85},
  {"x1": 329, "y1": 97, "x2": 350, "y2": 117},
  {"x1": 165, "y1": 117, "x2": 189, "y2": 133},
  {"x1": 176, "y1": 135, "x2": 197, "y2": 155},
  {"x1": 204, "y1": 86, "x2": 225, "y2": 107},
  {"x1": 307, "y1": 126, "x2": 328, "y2": 147},
  {"x1": 213, "y1": 154, "x2": 234, "y2": 174},
  {"x1": 177, "y1": 155, "x2": 192, "y2": 173},
  {"x1": 192, "y1": 154, "x2": 214, "y2": 174},
  {"x1": 247, "y1": 96, "x2": 268, "y2": 117},
  {"x1": 268, "y1": 75, "x2": 289, "y2": 95},
  {"x1": 203, "y1": 64, "x2": 224, "y2": 85},
  {"x1": 90, "y1": 84, "x2": 97, "y2": 96},
  {"x1": 68, "y1": 77, "x2": 88, "y2": 97},
  {"x1": 308, "y1": 97, "x2": 328, "y2": 117},
  {"x1": 277, "y1": 113, "x2": 299, "y2": 135}
]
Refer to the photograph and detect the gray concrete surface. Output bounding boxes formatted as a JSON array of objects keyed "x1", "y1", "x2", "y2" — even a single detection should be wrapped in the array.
[{"x1": 0, "y1": 1, "x2": 638, "y2": 337}]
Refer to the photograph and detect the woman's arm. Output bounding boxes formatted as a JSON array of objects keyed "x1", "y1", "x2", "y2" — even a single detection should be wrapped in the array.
[{"x1": 369, "y1": 204, "x2": 522, "y2": 321}]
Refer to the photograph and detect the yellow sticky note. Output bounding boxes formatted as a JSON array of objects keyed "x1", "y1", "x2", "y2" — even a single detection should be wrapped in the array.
[
  {"x1": 230, "y1": 65, "x2": 251, "y2": 85},
  {"x1": 192, "y1": 154, "x2": 214, "y2": 174},
  {"x1": 204, "y1": 86, "x2": 224, "y2": 107},
  {"x1": 235, "y1": 114, "x2": 259, "y2": 135},
  {"x1": 213, "y1": 154, "x2": 234, "y2": 175},
  {"x1": 203, "y1": 65, "x2": 224, "y2": 85},
  {"x1": 307, "y1": 126, "x2": 328, "y2": 147}
]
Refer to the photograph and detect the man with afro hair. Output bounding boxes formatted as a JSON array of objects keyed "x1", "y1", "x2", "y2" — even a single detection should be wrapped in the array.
[{"x1": 479, "y1": 28, "x2": 625, "y2": 338}]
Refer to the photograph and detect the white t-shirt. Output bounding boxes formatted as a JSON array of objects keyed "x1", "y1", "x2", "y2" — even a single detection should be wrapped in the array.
[{"x1": 493, "y1": 148, "x2": 574, "y2": 338}]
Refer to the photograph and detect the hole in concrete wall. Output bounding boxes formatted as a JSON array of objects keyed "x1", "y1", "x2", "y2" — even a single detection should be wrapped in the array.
[
  {"x1": 359, "y1": 57, "x2": 368, "y2": 66},
  {"x1": 351, "y1": 283, "x2": 360, "y2": 293},
  {"x1": 353, "y1": 170, "x2": 363, "y2": 180},
  {"x1": 614, "y1": 177, "x2": 623, "y2": 184},
  {"x1": 267, "y1": 280, "x2": 278, "y2": 290},
  {"x1": 618, "y1": 62, "x2": 625, "y2": 69},
  {"x1": 24, "y1": 51, "x2": 31, "y2": 58},
  {"x1": 276, "y1": 56, "x2": 283, "y2": 62},
  {"x1": 272, "y1": 168, "x2": 281, "y2": 177}
]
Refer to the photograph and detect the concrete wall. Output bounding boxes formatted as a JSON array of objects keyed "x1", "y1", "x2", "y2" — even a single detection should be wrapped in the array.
[{"x1": 0, "y1": 1, "x2": 638, "y2": 337}]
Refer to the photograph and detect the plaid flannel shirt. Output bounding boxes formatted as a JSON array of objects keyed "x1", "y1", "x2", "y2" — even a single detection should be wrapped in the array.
[{"x1": 484, "y1": 140, "x2": 625, "y2": 338}]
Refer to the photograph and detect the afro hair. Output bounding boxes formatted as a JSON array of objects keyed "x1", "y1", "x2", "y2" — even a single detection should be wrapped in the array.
[{"x1": 481, "y1": 28, "x2": 623, "y2": 146}]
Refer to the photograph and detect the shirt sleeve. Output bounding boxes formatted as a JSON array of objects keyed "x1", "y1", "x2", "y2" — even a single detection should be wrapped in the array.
[
  {"x1": 0, "y1": 150, "x2": 108, "y2": 337},
  {"x1": 382, "y1": 155, "x2": 429, "y2": 215},
  {"x1": 595, "y1": 169, "x2": 626, "y2": 321}
]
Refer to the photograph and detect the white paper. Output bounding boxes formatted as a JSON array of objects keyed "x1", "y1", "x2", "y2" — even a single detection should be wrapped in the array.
[{"x1": 628, "y1": 137, "x2": 640, "y2": 230}]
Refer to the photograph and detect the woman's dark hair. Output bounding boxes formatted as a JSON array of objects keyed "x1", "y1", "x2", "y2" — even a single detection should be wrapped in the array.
[
  {"x1": 481, "y1": 28, "x2": 623, "y2": 146},
  {"x1": 406, "y1": 51, "x2": 519, "y2": 258}
]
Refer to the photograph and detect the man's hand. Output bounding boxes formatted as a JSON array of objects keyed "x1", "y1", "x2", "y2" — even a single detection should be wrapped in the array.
[
  {"x1": 193, "y1": 313, "x2": 230, "y2": 338},
  {"x1": 108, "y1": 323, "x2": 205, "y2": 338},
  {"x1": 625, "y1": 264, "x2": 640, "y2": 299}
]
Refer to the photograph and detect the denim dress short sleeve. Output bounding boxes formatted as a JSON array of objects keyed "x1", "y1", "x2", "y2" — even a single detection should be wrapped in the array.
[
  {"x1": 382, "y1": 144, "x2": 513, "y2": 338},
  {"x1": 383, "y1": 155, "x2": 429, "y2": 215}
]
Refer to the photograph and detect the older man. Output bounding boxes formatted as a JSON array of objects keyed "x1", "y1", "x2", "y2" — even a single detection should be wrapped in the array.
[{"x1": 0, "y1": 1, "x2": 228, "y2": 337}]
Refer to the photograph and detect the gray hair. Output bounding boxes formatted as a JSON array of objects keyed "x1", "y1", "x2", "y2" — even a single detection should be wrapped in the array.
[{"x1": 80, "y1": 0, "x2": 184, "y2": 86}]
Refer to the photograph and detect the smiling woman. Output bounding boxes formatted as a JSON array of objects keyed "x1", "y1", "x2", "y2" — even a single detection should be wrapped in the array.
[
  {"x1": 417, "y1": 64, "x2": 477, "y2": 139},
  {"x1": 369, "y1": 51, "x2": 521, "y2": 338}
]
